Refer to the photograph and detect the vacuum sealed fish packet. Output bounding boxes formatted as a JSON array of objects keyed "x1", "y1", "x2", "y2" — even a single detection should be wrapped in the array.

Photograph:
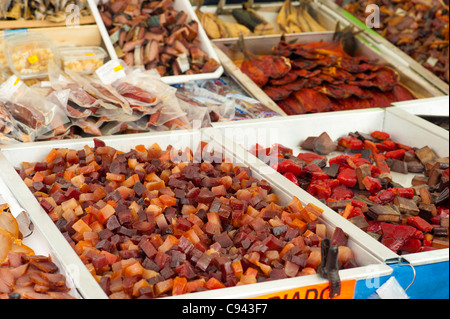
[
  {"x1": 110, "y1": 68, "x2": 163, "y2": 115},
  {"x1": 68, "y1": 117, "x2": 107, "y2": 137},
  {"x1": 117, "y1": 67, "x2": 191, "y2": 130},
  {"x1": 0, "y1": 99, "x2": 33, "y2": 143},
  {"x1": 0, "y1": 75, "x2": 70, "y2": 140},
  {"x1": 48, "y1": 65, "x2": 102, "y2": 112},
  {"x1": 0, "y1": 131, "x2": 20, "y2": 144},
  {"x1": 100, "y1": 116, "x2": 151, "y2": 136},
  {"x1": 112, "y1": 80, "x2": 160, "y2": 113},
  {"x1": 65, "y1": 68, "x2": 133, "y2": 114}
]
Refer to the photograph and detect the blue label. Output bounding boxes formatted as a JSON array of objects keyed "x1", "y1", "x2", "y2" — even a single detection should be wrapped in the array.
[{"x1": 3, "y1": 28, "x2": 28, "y2": 38}]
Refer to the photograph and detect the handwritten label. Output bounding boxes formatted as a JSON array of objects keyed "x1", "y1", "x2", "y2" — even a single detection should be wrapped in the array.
[
  {"x1": 251, "y1": 280, "x2": 356, "y2": 299},
  {"x1": 0, "y1": 75, "x2": 24, "y2": 100},
  {"x1": 95, "y1": 59, "x2": 126, "y2": 85}
]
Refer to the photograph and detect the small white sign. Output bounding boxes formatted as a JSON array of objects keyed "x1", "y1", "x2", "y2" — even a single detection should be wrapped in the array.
[
  {"x1": 0, "y1": 75, "x2": 24, "y2": 100},
  {"x1": 177, "y1": 54, "x2": 190, "y2": 73},
  {"x1": 95, "y1": 59, "x2": 126, "y2": 85},
  {"x1": 376, "y1": 277, "x2": 409, "y2": 299}
]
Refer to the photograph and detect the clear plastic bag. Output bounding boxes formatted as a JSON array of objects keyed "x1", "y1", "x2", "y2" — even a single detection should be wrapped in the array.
[
  {"x1": 0, "y1": 65, "x2": 13, "y2": 83},
  {"x1": 195, "y1": 78, "x2": 281, "y2": 120},
  {"x1": 177, "y1": 98, "x2": 211, "y2": 129},
  {"x1": 175, "y1": 84, "x2": 235, "y2": 122},
  {"x1": 48, "y1": 65, "x2": 102, "y2": 111},
  {"x1": 100, "y1": 116, "x2": 151, "y2": 136},
  {"x1": 0, "y1": 76, "x2": 70, "y2": 140},
  {"x1": 45, "y1": 89, "x2": 90, "y2": 120},
  {"x1": 41, "y1": 64, "x2": 194, "y2": 138},
  {"x1": 90, "y1": 107, "x2": 146, "y2": 122},
  {"x1": 0, "y1": 131, "x2": 22, "y2": 144},
  {"x1": 117, "y1": 67, "x2": 191, "y2": 130},
  {"x1": 68, "y1": 117, "x2": 106, "y2": 137},
  {"x1": 0, "y1": 101, "x2": 33, "y2": 143},
  {"x1": 110, "y1": 68, "x2": 163, "y2": 115},
  {"x1": 65, "y1": 69, "x2": 133, "y2": 114}
]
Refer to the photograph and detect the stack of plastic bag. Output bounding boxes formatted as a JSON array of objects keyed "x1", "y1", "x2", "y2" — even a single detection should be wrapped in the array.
[
  {"x1": 0, "y1": 63, "x2": 196, "y2": 144},
  {"x1": 174, "y1": 77, "x2": 281, "y2": 121}
]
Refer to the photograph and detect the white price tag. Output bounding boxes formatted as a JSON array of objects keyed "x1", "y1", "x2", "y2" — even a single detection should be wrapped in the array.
[
  {"x1": 95, "y1": 59, "x2": 126, "y2": 85},
  {"x1": 40, "y1": 81, "x2": 52, "y2": 88},
  {"x1": 0, "y1": 75, "x2": 24, "y2": 100},
  {"x1": 109, "y1": 29, "x2": 120, "y2": 45},
  {"x1": 177, "y1": 54, "x2": 190, "y2": 73},
  {"x1": 376, "y1": 277, "x2": 409, "y2": 299},
  {"x1": 395, "y1": 8, "x2": 407, "y2": 16},
  {"x1": 426, "y1": 56, "x2": 439, "y2": 67}
]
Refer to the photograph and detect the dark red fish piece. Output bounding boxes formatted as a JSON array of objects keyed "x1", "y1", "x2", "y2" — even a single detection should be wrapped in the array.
[
  {"x1": 269, "y1": 72, "x2": 298, "y2": 86},
  {"x1": 114, "y1": 82, "x2": 158, "y2": 104},
  {"x1": 383, "y1": 84, "x2": 416, "y2": 102},
  {"x1": 293, "y1": 88, "x2": 334, "y2": 113},
  {"x1": 277, "y1": 95, "x2": 305, "y2": 115},
  {"x1": 317, "y1": 84, "x2": 373, "y2": 100},
  {"x1": 263, "y1": 86, "x2": 292, "y2": 101}
]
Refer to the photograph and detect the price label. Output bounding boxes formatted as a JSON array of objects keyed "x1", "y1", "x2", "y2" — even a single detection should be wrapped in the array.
[
  {"x1": 109, "y1": 29, "x2": 120, "y2": 45},
  {"x1": 13, "y1": 77, "x2": 21, "y2": 86},
  {"x1": 0, "y1": 75, "x2": 24, "y2": 100},
  {"x1": 95, "y1": 59, "x2": 126, "y2": 85},
  {"x1": 176, "y1": 54, "x2": 190, "y2": 73},
  {"x1": 395, "y1": 8, "x2": 407, "y2": 16},
  {"x1": 85, "y1": 53, "x2": 95, "y2": 57},
  {"x1": 27, "y1": 55, "x2": 39, "y2": 64},
  {"x1": 251, "y1": 279, "x2": 356, "y2": 299},
  {"x1": 40, "y1": 81, "x2": 52, "y2": 88},
  {"x1": 426, "y1": 56, "x2": 439, "y2": 67},
  {"x1": 113, "y1": 64, "x2": 124, "y2": 72}
]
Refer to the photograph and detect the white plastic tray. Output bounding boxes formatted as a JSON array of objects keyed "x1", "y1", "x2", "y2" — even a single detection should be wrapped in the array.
[
  {"x1": 212, "y1": 22, "x2": 445, "y2": 100},
  {"x1": 201, "y1": 0, "x2": 347, "y2": 35},
  {"x1": 0, "y1": 178, "x2": 82, "y2": 299},
  {"x1": 392, "y1": 96, "x2": 449, "y2": 117},
  {"x1": 88, "y1": 0, "x2": 224, "y2": 84},
  {"x1": 0, "y1": 128, "x2": 392, "y2": 299},
  {"x1": 212, "y1": 107, "x2": 450, "y2": 267}
]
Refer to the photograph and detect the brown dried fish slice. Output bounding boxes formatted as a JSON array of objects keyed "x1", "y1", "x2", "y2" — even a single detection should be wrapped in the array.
[
  {"x1": 367, "y1": 204, "x2": 401, "y2": 223},
  {"x1": 4, "y1": 101, "x2": 45, "y2": 130}
]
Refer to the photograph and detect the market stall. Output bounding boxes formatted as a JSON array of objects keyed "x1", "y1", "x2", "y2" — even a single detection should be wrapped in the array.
[{"x1": 0, "y1": 0, "x2": 448, "y2": 300}]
